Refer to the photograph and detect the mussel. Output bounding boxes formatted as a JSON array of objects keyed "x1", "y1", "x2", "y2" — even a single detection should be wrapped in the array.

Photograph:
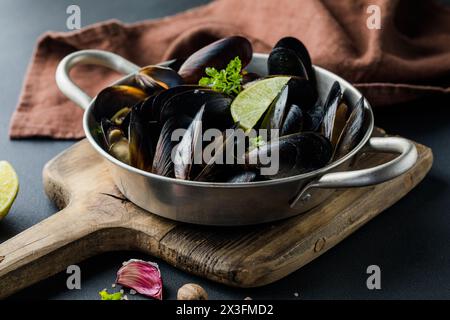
[
  {"x1": 331, "y1": 102, "x2": 349, "y2": 147},
  {"x1": 321, "y1": 81, "x2": 343, "y2": 142},
  {"x1": 159, "y1": 88, "x2": 231, "y2": 127},
  {"x1": 280, "y1": 104, "x2": 303, "y2": 136},
  {"x1": 333, "y1": 97, "x2": 365, "y2": 160},
  {"x1": 259, "y1": 80, "x2": 309, "y2": 137},
  {"x1": 268, "y1": 47, "x2": 308, "y2": 79},
  {"x1": 268, "y1": 37, "x2": 318, "y2": 111},
  {"x1": 151, "y1": 85, "x2": 203, "y2": 121},
  {"x1": 194, "y1": 123, "x2": 241, "y2": 182},
  {"x1": 173, "y1": 105, "x2": 206, "y2": 180},
  {"x1": 246, "y1": 132, "x2": 333, "y2": 179},
  {"x1": 152, "y1": 115, "x2": 192, "y2": 177},
  {"x1": 178, "y1": 36, "x2": 253, "y2": 84},
  {"x1": 261, "y1": 84, "x2": 290, "y2": 132},
  {"x1": 128, "y1": 104, "x2": 156, "y2": 172},
  {"x1": 302, "y1": 102, "x2": 323, "y2": 132},
  {"x1": 272, "y1": 37, "x2": 316, "y2": 84},
  {"x1": 93, "y1": 85, "x2": 148, "y2": 122},
  {"x1": 135, "y1": 65, "x2": 184, "y2": 93}
]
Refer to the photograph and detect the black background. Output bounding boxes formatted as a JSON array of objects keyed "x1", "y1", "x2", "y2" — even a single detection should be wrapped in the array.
[{"x1": 0, "y1": 0, "x2": 449, "y2": 300}]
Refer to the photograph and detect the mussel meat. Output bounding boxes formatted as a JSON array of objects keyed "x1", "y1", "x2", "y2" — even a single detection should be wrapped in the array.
[{"x1": 100, "y1": 118, "x2": 130, "y2": 165}]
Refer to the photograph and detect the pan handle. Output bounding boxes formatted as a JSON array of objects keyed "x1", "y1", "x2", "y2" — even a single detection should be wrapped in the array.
[
  {"x1": 290, "y1": 137, "x2": 418, "y2": 208},
  {"x1": 55, "y1": 49, "x2": 140, "y2": 110}
]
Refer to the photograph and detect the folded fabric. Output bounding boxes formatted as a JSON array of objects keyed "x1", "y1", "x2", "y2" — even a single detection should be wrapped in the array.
[{"x1": 9, "y1": 0, "x2": 450, "y2": 139}]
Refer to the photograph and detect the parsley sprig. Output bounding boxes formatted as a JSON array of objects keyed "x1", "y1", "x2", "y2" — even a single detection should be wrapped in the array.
[
  {"x1": 199, "y1": 56, "x2": 243, "y2": 96},
  {"x1": 99, "y1": 289, "x2": 123, "y2": 300}
]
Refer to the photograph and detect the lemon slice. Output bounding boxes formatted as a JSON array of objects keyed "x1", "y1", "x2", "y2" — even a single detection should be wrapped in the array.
[
  {"x1": 231, "y1": 76, "x2": 291, "y2": 130},
  {"x1": 0, "y1": 161, "x2": 19, "y2": 219}
]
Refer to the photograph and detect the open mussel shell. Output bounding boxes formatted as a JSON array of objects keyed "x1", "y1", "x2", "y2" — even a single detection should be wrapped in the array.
[
  {"x1": 100, "y1": 118, "x2": 115, "y2": 148},
  {"x1": 178, "y1": 36, "x2": 253, "y2": 84},
  {"x1": 105, "y1": 106, "x2": 132, "y2": 137},
  {"x1": 128, "y1": 104, "x2": 156, "y2": 172},
  {"x1": 100, "y1": 118, "x2": 130, "y2": 165},
  {"x1": 246, "y1": 132, "x2": 332, "y2": 179},
  {"x1": 273, "y1": 37, "x2": 315, "y2": 85},
  {"x1": 92, "y1": 85, "x2": 148, "y2": 122},
  {"x1": 333, "y1": 97, "x2": 365, "y2": 160},
  {"x1": 159, "y1": 88, "x2": 230, "y2": 124},
  {"x1": 173, "y1": 105, "x2": 206, "y2": 180},
  {"x1": 321, "y1": 81, "x2": 343, "y2": 142},
  {"x1": 152, "y1": 115, "x2": 193, "y2": 177},
  {"x1": 135, "y1": 65, "x2": 184, "y2": 93}
]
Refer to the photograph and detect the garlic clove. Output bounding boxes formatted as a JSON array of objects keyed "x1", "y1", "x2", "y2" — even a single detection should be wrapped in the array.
[
  {"x1": 116, "y1": 259, "x2": 163, "y2": 300},
  {"x1": 177, "y1": 283, "x2": 208, "y2": 300}
]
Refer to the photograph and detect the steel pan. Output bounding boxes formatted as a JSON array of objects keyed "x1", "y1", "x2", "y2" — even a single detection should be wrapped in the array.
[{"x1": 56, "y1": 50, "x2": 417, "y2": 225}]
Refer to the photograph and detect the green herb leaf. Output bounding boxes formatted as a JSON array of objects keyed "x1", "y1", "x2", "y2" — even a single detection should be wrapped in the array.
[
  {"x1": 249, "y1": 136, "x2": 266, "y2": 149},
  {"x1": 198, "y1": 56, "x2": 243, "y2": 96},
  {"x1": 99, "y1": 289, "x2": 123, "y2": 300}
]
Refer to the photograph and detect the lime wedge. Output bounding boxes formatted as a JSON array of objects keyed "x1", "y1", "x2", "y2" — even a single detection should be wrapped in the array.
[
  {"x1": 231, "y1": 76, "x2": 291, "y2": 130},
  {"x1": 0, "y1": 161, "x2": 19, "y2": 219}
]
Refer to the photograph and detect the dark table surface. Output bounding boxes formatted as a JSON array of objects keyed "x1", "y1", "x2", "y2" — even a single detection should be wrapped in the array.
[{"x1": 0, "y1": 0, "x2": 449, "y2": 300}]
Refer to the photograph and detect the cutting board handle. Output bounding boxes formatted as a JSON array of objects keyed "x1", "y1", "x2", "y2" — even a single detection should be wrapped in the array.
[
  {"x1": 0, "y1": 202, "x2": 136, "y2": 299},
  {"x1": 0, "y1": 207, "x2": 89, "y2": 298}
]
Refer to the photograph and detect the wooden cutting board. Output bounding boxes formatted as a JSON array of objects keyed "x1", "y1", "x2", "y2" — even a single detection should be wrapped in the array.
[{"x1": 0, "y1": 128, "x2": 432, "y2": 298}]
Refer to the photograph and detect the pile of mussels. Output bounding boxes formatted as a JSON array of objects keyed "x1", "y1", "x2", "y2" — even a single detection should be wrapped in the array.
[{"x1": 94, "y1": 36, "x2": 366, "y2": 183}]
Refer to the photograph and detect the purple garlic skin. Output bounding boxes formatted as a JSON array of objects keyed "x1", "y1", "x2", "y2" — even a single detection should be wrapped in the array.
[{"x1": 116, "y1": 259, "x2": 163, "y2": 300}]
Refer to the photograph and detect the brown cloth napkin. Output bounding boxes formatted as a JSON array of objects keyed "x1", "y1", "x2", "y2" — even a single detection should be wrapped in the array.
[{"x1": 9, "y1": 0, "x2": 450, "y2": 139}]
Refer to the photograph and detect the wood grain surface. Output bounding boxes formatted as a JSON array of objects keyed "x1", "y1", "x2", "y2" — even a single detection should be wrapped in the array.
[{"x1": 0, "y1": 129, "x2": 433, "y2": 298}]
